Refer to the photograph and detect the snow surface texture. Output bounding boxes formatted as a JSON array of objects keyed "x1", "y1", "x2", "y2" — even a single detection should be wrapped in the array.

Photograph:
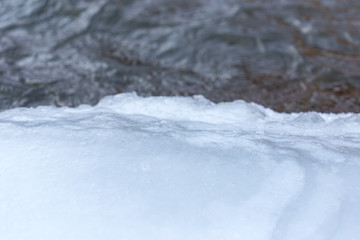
[{"x1": 1, "y1": 93, "x2": 360, "y2": 240}]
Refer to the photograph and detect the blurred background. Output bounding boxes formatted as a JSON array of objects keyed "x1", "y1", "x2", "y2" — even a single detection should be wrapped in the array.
[{"x1": 1, "y1": 0, "x2": 360, "y2": 112}]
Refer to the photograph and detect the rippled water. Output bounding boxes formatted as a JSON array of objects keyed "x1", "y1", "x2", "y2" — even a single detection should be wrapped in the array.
[{"x1": 1, "y1": 0, "x2": 360, "y2": 112}]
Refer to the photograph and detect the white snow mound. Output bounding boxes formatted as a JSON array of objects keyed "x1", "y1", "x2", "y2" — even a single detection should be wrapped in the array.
[{"x1": 1, "y1": 93, "x2": 360, "y2": 240}]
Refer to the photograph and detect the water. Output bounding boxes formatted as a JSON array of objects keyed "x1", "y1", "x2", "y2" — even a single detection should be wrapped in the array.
[{"x1": 1, "y1": 0, "x2": 360, "y2": 112}]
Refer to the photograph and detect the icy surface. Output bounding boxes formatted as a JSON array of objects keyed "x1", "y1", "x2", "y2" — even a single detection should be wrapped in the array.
[{"x1": 0, "y1": 93, "x2": 360, "y2": 240}]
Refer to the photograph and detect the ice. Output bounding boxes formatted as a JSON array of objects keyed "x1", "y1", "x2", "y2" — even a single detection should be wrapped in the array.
[{"x1": 0, "y1": 93, "x2": 360, "y2": 240}]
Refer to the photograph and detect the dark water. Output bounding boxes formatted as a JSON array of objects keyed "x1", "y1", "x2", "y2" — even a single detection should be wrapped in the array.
[{"x1": 1, "y1": 0, "x2": 360, "y2": 112}]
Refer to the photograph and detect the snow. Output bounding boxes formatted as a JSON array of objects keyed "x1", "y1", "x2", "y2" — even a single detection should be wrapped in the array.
[{"x1": 0, "y1": 93, "x2": 360, "y2": 240}]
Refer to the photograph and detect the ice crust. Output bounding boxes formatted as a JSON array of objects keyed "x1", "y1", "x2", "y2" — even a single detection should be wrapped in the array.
[{"x1": 0, "y1": 93, "x2": 360, "y2": 240}]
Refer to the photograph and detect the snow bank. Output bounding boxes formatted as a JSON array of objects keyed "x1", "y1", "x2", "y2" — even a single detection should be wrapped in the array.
[{"x1": 0, "y1": 93, "x2": 360, "y2": 240}]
